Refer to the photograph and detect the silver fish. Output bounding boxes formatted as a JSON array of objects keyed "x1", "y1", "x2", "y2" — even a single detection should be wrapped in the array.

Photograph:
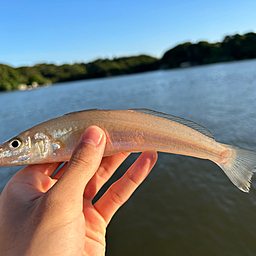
[{"x1": 0, "y1": 109, "x2": 255, "y2": 192}]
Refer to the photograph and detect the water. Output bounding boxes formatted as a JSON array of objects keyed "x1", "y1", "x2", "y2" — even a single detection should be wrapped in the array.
[{"x1": 1, "y1": 59, "x2": 256, "y2": 255}]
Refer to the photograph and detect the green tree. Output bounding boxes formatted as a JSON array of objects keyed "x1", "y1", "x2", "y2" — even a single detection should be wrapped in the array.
[
  {"x1": 0, "y1": 64, "x2": 24, "y2": 91},
  {"x1": 161, "y1": 32, "x2": 256, "y2": 68},
  {"x1": 17, "y1": 66, "x2": 51, "y2": 85}
]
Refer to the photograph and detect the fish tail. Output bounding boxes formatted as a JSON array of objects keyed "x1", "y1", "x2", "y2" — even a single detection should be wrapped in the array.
[{"x1": 215, "y1": 144, "x2": 256, "y2": 192}]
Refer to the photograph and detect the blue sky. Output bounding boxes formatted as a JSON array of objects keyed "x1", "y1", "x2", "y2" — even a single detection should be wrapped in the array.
[{"x1": 1, "y1": 0, "x2": 255, "y2": 67}]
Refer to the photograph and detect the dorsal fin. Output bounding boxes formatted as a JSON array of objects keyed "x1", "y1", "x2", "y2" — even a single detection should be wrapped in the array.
[{"x1": 130, "y1": 109, "x2": 215, "y2": 140}]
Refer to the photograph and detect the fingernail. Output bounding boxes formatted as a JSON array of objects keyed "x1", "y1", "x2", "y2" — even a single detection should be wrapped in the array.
[{"x1": 82, "y1": 126, "x2": 103, "y2": 146}]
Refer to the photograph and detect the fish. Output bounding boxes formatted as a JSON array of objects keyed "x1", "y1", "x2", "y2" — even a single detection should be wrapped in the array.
[{"x1": 0, "y1": 109, "x2": 256, "y2": 192}]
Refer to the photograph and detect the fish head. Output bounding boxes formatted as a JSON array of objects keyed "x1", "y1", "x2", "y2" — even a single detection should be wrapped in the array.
[{"x1": 0, "y1": 130, "x2": 53, "y2": 166}]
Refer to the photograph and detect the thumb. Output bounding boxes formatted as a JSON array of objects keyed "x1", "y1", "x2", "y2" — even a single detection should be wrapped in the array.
[{"x1": 52, "y1": 126, "x2": 106, "y2": 199}]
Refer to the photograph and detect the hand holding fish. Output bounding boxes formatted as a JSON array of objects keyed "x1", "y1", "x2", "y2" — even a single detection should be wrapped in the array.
[{"x1": 0, "y1": 126, "x2": 158, "y2": 256}]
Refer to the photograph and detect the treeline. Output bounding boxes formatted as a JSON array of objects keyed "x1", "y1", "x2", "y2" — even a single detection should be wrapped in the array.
[
  {"x1": 1, "y1": 32, "x2": 256, "y2": 91},
  {"x1": 161, "y1": 32, "x2": 256, "y2": 68},
  {"x1": 0, "y1": 55, "x2": 158, "y2": 91}
]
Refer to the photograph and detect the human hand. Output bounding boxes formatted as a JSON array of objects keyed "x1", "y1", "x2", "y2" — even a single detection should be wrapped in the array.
[{"x1": 0, "y1": 126, "x2": 157, "y2": 256}]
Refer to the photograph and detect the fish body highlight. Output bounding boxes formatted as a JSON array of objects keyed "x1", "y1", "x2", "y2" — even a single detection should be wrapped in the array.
[{"x1": 0, "y1": 109, "x2": 255, "y2": 192}]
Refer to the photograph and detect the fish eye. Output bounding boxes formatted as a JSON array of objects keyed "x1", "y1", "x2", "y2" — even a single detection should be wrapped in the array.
[{"x1": 9, "y1": 139, "x2": 22, "y2": 149}]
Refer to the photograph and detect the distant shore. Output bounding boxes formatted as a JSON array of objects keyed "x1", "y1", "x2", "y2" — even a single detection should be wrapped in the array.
[{"x1": 1, "y1": 32, "x2": 255, "y2": 92}]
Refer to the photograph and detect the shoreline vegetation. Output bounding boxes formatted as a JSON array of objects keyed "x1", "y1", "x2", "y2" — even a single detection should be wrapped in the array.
[{"x1": 1, "y1": 32, "x2": 256, "y2": 92}]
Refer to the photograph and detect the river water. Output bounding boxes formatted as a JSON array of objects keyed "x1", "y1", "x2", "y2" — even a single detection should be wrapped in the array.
[{"x1": 1, "y1": 59, "x2": 256, "y2": 255}]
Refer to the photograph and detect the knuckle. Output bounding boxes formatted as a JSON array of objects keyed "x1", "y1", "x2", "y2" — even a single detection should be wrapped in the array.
[
  {"x1": 97, "y1": 165, "x2": 111, "y2": 179},
  {"x1": 127, "y1": 172, "x2": 140, "y2": 186},
  {"x1": 70, "y1": 147, "x2": 94, "y2": 168},
  {"x1": 71, "y1": 154, "x2": 93, "y2": 168},
  {"x1": 109, "y1": 187, "x2": 124, "y2": 205}
]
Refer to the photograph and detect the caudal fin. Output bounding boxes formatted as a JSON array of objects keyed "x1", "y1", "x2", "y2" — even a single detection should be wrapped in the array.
[{"x1": 215, "y1": 145, "x2": 256, "y2": 192}]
